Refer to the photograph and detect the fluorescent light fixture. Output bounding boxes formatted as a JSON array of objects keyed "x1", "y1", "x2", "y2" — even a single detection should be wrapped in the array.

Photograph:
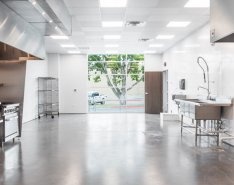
[
  {"x1": 50, "y1": 35, "x2": 69, "y2": 40},
  {"x1": 105, "y1": 50, "x2": 119, "y2": 54},
  {"x1": 100, "y1": 0, "x2": 127, "y2": 7},
  {"x1": 104, "y1": 35, "x2": 121, "y2": 40},
  {"x1": 149, "y1": 44, "x2": 164, "y2": 48},
  {"x1": 156, "y1": 35, "x2": 174, "y2": 40},
  {"x1": 49, "y1": 20, "x2": 53, "y2": 23},
  {"x1": 42, "y1": 12, "x2": 45, "y2": 16},
  {"x1": 185, "y1": 44, "x2": 200, "y2": 48},
  {"x1": 68, "y1": 51, "x2": 80, "y2": 54},
  {"x1": 167, "y1": 21, "x2": 191, "y2": 27},
  {"x1": 105, "y1": 44, "x2": 119, "y2": 48},
  {"x1": 144, "y1": 51, "x2": 156, "y2": 54},
  {"x1": 102, "y1": 21, "x2": 123, "y2": 27},
  {"x1": 31, "y1": 1, "x2": 36, "y2": 5},
  {"x1": 184, "y1": 0, "x2": 210, "y2": 8},
  {"x1": 61, "y1": 44, "x2": 76, "y2": 48}
]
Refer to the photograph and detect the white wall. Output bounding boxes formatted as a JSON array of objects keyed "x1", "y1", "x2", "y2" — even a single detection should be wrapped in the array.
[
  {"x1": 163, "y1": 24, "x2": 234, "y2": 119},
  {"x1": 48, "y1": 53, "x2": 60, "y2": 78},
  {"x1": 144, "y1": 54, "x2": 163, "y2": 72},
  {"x1": 59, "y1": 54, "x2": 88, "y2": 113},
  {"x1": 23, "y1": 60, "x2": 48, "y2": 123},
  {"x1": 23, "y1": 53, "x2": 88, "y2": 122}
]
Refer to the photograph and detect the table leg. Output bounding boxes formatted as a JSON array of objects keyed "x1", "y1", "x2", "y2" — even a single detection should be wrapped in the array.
[
  {"x1": 181, "y1": 115, "x2": 184, "y2": 135},
  {"x1": 195, "y1": 120, "x2": 199, "y2": 146}
]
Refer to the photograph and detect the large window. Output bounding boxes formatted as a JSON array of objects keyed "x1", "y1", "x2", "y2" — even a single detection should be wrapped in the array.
[{"x1": 88, "y1": 54, "x2": 144, "y2": 113}]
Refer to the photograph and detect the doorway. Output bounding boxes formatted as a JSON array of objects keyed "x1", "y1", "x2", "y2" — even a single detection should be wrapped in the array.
[
  {"x1": 145, "y1": 72, "x2": 163, "y2": 114},
  {"x1": 163, "y1": 70, "x2": 168, "y2": 113},
  {"x1": 88, "y1": 54, "x2": 145, "y2": 113}
]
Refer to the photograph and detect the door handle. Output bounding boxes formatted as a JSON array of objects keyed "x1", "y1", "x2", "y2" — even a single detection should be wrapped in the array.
[{"x1": 145, "y1": 92, "x2": 149, "y2": 95}]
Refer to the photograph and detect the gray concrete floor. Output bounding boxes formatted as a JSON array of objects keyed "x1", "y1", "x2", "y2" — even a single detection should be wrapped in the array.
[{"x1": 0, "y1": 114, "x2": 234, "y2": 185}]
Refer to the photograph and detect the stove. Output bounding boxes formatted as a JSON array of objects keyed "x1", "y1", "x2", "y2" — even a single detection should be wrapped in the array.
[
  {"x1": 0, "y1": 102, "x2": 20, "y2": 117},
  {"x1": 0, "y1": 102, "x2": 20, "y2": 146}
]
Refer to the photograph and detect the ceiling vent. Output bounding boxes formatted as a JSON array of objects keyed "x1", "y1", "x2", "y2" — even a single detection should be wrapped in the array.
[
  {"x1": 125, "y1": 21, "x2": 146, "y2": 27},
  {"x1": 138, "y1": 38, "x2": 152, "y2": 42},
  {"x1": 78, "y1": 47, "x2": 90, "y2": 51}
]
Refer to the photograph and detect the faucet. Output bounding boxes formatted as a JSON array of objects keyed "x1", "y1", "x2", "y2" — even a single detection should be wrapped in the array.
[
  {"x1": 197, "y1": 86, "x2": 211, "y2": 99},
  {"x1": 197, "y1": 57, "x2": 210, "y2": 100}
]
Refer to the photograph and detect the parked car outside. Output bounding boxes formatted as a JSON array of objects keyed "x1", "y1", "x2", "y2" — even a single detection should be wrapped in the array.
[{"x1": 88, "y1": 91, "x2": 107, "y2": 105}]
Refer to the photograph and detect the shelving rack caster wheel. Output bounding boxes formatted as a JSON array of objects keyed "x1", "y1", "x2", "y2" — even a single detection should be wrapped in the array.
[
  {"x1": 51, "y1": 115, "x2": 54, "y2": 119},
  {"x1": 38, "y1": 116, "x2": 41, "y2": 119}
]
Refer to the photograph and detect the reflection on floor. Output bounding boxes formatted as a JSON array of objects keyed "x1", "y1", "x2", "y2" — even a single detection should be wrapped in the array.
[{"x1": 0, "y1": 114, "x2": 234, "y2": 185}]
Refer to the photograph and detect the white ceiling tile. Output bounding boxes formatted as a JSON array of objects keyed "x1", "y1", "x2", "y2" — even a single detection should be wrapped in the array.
[
  {"x1": 126, "y1": 8, "x2": 154, "y2": 15},
  {"x1": 46, "y1": 0, "x2": 211, "y2": 54},
  {"x1": 64, "y1": 0, "x2": 99, "y2": 7},
  {"x1": 101, "y1": 14, "x2": 125, "y2": 21},
  {"x1": 82, "y1": 27, "x2": 104, "y2": 32},
  {"x1": 127, "y1": 0, "x2": 159, "y2": 8},
  {"x1": 79, "y1": 21, "x2": 102, "y2": 27},
  {"x1": 126, "y1": 14, "x2": 151, "y2": 22},
  {"x1": 101, "y1": 8, "x2": 126, "y2": 15},
  {"x1": 68, "y1": 8, "x2": 100, "y2": 15},
  {"x1": 74, "y1": 15, "x2": 101, "y2": 21},
  {"x1": 123, "y1": 27, "x2": 145, "y2": 33},
  {"x1": 156, "y1": 0, "x2": 188, "y2": 8}
]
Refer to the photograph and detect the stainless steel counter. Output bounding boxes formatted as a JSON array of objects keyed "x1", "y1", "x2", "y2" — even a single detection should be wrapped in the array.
[
  {"x1": 175, "y1": 98, "x2": 232, "y2": 107},
  {"x1": 175, "y1": 98, "x2": 232, "y2": 146}
]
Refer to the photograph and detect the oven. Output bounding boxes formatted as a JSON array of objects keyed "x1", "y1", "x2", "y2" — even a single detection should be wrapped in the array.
[{"x1": 0, "y1": 103, "x2": 20, "y2": 144}]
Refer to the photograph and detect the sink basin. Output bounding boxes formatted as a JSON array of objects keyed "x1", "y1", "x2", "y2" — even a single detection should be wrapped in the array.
[
  {"x1": 177, "y1": 99, "x2": 221, "y2": 120},
  {"x1": 183, "y1": 99, "x2": 208, "y2": 104}
]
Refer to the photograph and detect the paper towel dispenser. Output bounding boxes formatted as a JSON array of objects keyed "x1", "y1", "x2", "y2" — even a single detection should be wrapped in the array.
[{"x1": 179, "y1": 79, "x2": 185, "y2": 90}]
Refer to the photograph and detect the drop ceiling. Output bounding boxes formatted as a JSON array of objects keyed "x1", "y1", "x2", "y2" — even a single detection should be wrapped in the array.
[{"x1": 45, "y1": 0, "x2": 210, "y2": 54}]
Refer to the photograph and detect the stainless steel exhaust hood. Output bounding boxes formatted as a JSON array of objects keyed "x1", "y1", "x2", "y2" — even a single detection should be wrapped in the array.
[
  {"x1": 210, "y1": 0, "x2": 234, "y2": 42},
  {"x1": 0, "y1": 0, "x2": 72, "y2": 59},
  {"x1": 0, "y1": 1, "x2": 45, "y2": 59},
  {"x1": 1, "y1": 0, "x2": 72, "y2": 36}
]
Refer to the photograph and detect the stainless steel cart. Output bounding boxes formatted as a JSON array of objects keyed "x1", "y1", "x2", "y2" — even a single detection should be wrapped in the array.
[{"x1": 38, "y1": 77, "x2": 59, "y2": 119}]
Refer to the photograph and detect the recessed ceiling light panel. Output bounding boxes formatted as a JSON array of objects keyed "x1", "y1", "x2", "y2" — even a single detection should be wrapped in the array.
[
  {"x1": 102, "y1": 21, "x2": 123, "y2": 27},
  {"x1": 100, "y1": 0, "x2": 127, "y2": 8},
  {"x1": 167, "y1": 21, "x2": 191, "y2": 27},
  {"x1": 184, "y1": 0, "x2": 210, "y2": 8},
  {"x1": 61, "y1": 44, "x2": 76, "y2": 48},
  {"x1": 156, "y1": 35, "x2": 174, "y2": 40}
]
